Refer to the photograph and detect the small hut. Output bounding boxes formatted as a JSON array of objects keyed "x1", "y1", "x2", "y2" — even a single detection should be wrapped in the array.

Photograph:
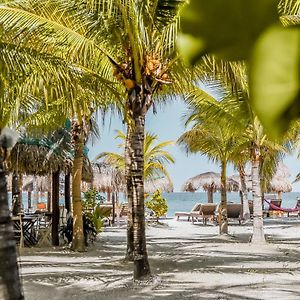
[{"x1": 182, "y1": 171, "x2": 239, "y2": 203}]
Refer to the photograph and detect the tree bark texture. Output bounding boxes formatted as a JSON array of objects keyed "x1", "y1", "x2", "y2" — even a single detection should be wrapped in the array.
[
  {"x1": 219, "y1": 161, "x2": 228, "y2": 235},
  {"x1": 238, "y1": 164, "x2": 250, "y2": 221},
  {"x1": 125, "y1": 126, "x2": 134, "y2": 261},
  {"x1": 251, "y1": 147, "x2": 266, "y2": 243},
  {"x1": 0, "y1": 156, "x2": 24, "y2": 300},
  {"x1": 130, "y1": 114, "x2": 151, "y2": 279},
  {"x1": 52, "y1": 171, "x2": 60, "y2": 246},
  {"x1": 12, "y1": 173, "x2": 22, "y2": 216},
  {"x1": 71, "y1": 123, "x2": 85, "y2": 251},
  {"x1": 64, "y1": 173, "x2": 71, "y2": 213}
]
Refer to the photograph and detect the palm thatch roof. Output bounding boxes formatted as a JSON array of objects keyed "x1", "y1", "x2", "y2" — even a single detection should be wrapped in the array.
[
  {"x1": 22, "y1": 176, "x2": 51, "y2": 192},
  {"x1": 9, "y1": 143, "x2": 73, "y2": 175},
  {"x1": 145, "y1": 177, "x2": 174, "y2": 194},
  {"x1": 8, "y1": 143, "x2": 93, "y2": 182},
  {"x1": 268, "y1": 162, "x2": 292, "y2": 193},
  {"x1": 182, "y1": 172, "x2": 239, "y2": 192},
  {"x1": 91, "y1": 162, "x2": 124, "y2": 193}
]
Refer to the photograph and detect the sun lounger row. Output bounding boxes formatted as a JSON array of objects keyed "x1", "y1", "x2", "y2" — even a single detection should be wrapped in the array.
[{"x1": 175, "y1": 203, "x2": 243, "y2": 225}]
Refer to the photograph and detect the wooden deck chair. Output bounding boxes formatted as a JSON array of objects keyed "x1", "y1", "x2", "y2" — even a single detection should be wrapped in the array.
[
  {"x1": 191, "y1": 203, "x2": 217, "y2": 225},
  {"x1": 36, "y1": 215, "x2": 52, "y2": 247},
  {"x1": 227, "y1": 203, "x2": 242, "y2": 224},
  {"x1": 175, "y1": 203, "x2": 202, "y2": 221}
]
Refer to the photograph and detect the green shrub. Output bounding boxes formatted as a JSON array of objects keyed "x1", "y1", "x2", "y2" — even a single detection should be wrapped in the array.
[
  {"x1": 145, "y1": 190, "x2": 168, "y2": 221},
  {"x1": 82, "y1": 188, "x2": 107, "y2": 233}
]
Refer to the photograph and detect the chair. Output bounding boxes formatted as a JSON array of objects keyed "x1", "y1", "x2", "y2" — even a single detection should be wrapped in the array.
[
  {"x1": 36, "y1": 214, "x2": 52, "y2": 247},
  {"x1": 226, "y1": 203, "x2": 242, "y2": 224},
  {"x1": 175, "y1": 203, "x2": 202, "y2": 221},
  {"x1": 11, "y1": 215, "x2": 24, "y2": 249},
  {"x1": 191, "y1": 203, "x2": 217, "y2": 225}
]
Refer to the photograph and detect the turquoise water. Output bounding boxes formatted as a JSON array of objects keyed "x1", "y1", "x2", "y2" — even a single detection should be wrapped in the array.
[
  {"x1": 12, "y1": 191, "x2": 300, "y2": 218},
  {"x1": 162, "y1": 192, "x2": 300, "y2": 218}
]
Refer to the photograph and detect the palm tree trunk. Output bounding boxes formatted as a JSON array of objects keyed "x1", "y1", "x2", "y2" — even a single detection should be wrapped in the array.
[
  {"x1": 130, "y1": 114, "x2": 151, "y2": 279},
  {"x1": 51, "y1": 170, "x2": 60, "y2": 246},
  {"x1": 0, "y1": 155, "x2": 24, "y2": 300},
  {"x1": 219, "y1": 160, "x2": 228, "y2": 234},
  {"x1": 207, "y1": 188, "x2": 213, "y2": 203},
  {"x1": 12, "y1": 172, "x2": 22, "y2": 215},
  {"x1": 71, "y1": 122, "x2": 85, "y2": 251},
  {"x1": 125, "y1": 125, "x2": 134, "y2": 261},
  {"x1": 238, "y1": 164, "x2": 250, "y2": 221},
  {"x1": 251, "y1": 147, "x2": 265, "y2": 243}
]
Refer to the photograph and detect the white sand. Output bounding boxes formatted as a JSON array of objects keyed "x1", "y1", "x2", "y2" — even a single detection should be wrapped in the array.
[{"x1": 21, "y1": 218, "x2": 300, "y2": 299}]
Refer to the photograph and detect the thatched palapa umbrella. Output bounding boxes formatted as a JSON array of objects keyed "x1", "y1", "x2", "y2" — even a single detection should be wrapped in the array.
[
  {"x1": 182, "y1": 171, "x2": 239, "y2": 203},
  {"x1": 91, "y1": 162, "x2": 124, "y2": 224},
  {"x1": 145, "y1": 177, "x2": 174, "y2": 194},
  {"x1": 268, "y1": 162, "x2": 292, "y2": 199},
  {"x1": 91, "y1": 162, "x2": 124, "y2": 194}
]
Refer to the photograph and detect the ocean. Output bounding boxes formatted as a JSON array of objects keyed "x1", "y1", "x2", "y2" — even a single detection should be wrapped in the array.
[
  {"x1": 162, "y1": 192, "x2": 300, "y2": 218},
  {"x1": 11, "y1": 191, "x2": 300, "y2": 218}
]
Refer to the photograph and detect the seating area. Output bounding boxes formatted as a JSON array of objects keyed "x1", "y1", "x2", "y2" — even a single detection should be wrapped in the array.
[
  {"x1": 175, "y1": 203, "x2": 201, "y2": 221},
  {"x1": 11, "y1": 211, "x2": 52, "y2": 248},
  {"x1": 190, "y1": 203, "x2": 217, "y2": 224},
  {"x1": 174, "y1": 198, "x2": 300, "y2": 226}
]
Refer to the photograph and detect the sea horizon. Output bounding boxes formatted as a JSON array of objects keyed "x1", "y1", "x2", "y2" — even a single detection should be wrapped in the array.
[{"x1": 13, "y1": 191, "x2": 300, "y2": 218}]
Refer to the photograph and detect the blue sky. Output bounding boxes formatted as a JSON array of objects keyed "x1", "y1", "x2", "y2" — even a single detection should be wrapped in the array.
[{"x1": 87, "y1": 98, "x2": 300, "y2": 192}]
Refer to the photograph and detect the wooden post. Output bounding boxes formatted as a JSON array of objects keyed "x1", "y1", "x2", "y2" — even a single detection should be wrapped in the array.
[
  {"x1": 112, "y1": 192, "x2": 115, "y2": 225},
  {"x1": 52, "y1": 171, "x2": 60, "y2": 246},
  {"x1": 64, "y1": 172, "x2": 71, "y2": 213},
  {"x1": 28, "y1": 191, "x2": 32, "y2": 210}
]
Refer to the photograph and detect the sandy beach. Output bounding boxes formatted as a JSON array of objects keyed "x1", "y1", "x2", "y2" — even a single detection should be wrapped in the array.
[{"x1": 20, "y1": 218, "x2": 300, "y2": 300}]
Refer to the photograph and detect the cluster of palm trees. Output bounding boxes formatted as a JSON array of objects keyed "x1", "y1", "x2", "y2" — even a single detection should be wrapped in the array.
[
  {"x1": 0, "y1": 0, "x2": 299, "y2": 299},
  {"x1": 178, "y1": 90, "x2": 296, "y2": 240}
]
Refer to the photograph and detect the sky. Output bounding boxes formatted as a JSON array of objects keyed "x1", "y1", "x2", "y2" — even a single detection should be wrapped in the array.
[{"x1": 87, "y1": 99, "x2": 300, "y2": 192}]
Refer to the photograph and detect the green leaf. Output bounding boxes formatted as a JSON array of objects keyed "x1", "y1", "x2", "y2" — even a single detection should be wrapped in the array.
[
  {"x1": 179, "y1": 0, "x2": 280, "y2": 62},
  {"x1": 250, "y1": 25, "x2": 300, "y2": 137}
]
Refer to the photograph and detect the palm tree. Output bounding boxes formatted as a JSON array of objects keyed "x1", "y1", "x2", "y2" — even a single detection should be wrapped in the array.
[
  {"x1": 0, "y1": 128, "x2": 23, "y2": 299},
  {"x1": 0, "y1": 0, "x2": 249, "y2": 279},
  {"x1": 96, "y1": 130, "x2": 175, "y2": 182},
  {"x1": 178, "y1": 100, "x2": 242, "y2": 235},
  {"x1": 185, "y1": 88, "x2": 292, "y2": 243},
  {"x1": 0, "y1": 0, "x2": 120, "y2": 252}
]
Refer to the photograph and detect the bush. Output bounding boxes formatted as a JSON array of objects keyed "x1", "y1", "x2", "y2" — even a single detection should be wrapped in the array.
[
  {"x1": 145, "y1": 190, "x2": 168, "y2": 221},
  {"x1": 82, "y1": 188, "x2": 108, "y2": 233}
]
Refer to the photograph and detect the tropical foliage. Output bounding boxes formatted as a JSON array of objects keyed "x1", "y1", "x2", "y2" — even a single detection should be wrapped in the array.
[
  {"x1": 178, "y1": 0, "x2": 300, "y2": 138},
  {"x1": 145, "y1": 190, "x2": 168, "y2": 221},
  {"x1": 96, "y1": 130, "x2": 175, "y2": 182}
]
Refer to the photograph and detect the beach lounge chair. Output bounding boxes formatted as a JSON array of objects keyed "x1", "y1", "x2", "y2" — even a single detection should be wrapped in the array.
[
  {"x1": 175, "y1": 203, "x2": 202, "y2": 221},
  {"x1": 190, "y1": 203, "x2": 217, "y2": 225},
  {"x1": 227, "y1": 203, "x2": 242, "y2": 224}
]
